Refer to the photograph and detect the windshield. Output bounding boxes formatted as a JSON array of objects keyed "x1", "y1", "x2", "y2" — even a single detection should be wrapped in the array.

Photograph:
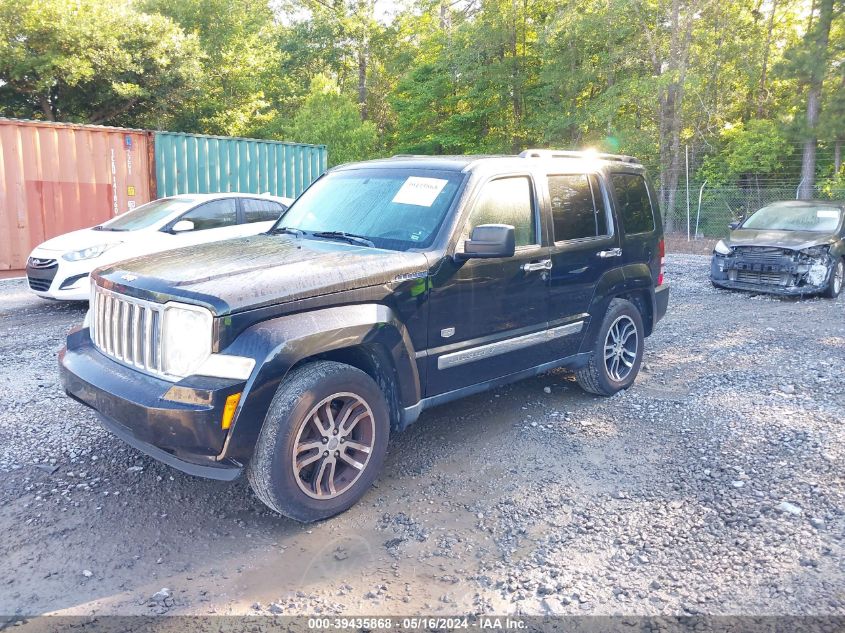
[
  {"x1": 742, "y1": 202, "x2": 843, "y2": 233},
  {"x1": 275, "y1": 168, "x2": 465, "y2": 250},
  {"x1": 99, "y1": 197, "x2": 199, "y2": 231}
]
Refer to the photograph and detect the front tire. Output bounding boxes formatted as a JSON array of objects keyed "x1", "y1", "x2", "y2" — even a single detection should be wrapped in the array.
[
  {"x1": 822, "y1": 257, "x2": 844, "y2": 299},
  {"x1": 248, "y1": 361, "x2": 390, "y2": 522},
  {"x1": 576, "y1": 298, "x2": 645, "y2": 396}
]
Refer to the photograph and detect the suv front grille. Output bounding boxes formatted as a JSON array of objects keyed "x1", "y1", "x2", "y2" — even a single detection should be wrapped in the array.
[{"x1": 91, "y1": 285, "x2": 164, "y2": 375}]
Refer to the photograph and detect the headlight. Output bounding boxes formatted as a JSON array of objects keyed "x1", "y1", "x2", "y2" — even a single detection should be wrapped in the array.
[
  {"x1": 62, "y1": 244, "x2": 117, "y2": 261},
  {"x1": 161, "y1": 303, "x2": 213, "y2": 378},
  {"x1": 714, "y1": 239, "x2": 732, "y2": 256},
  {"x1": 800, "y1": 245, "x2": 830, "y2": 259}
]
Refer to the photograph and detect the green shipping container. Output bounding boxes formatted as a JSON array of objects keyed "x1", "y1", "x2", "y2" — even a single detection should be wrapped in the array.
[{"x1": 153, "y1": 131, "x2": 327, "y2": 199}]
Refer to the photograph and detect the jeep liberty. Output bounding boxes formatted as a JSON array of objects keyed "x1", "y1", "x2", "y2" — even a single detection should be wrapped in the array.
[{"x1": 60, "y1": 150, "x2": 670, "y2": 521}]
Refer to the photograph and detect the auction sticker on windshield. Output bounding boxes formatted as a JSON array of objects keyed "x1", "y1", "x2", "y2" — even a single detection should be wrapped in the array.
[
  {"x1": 392, "y1": 177, "x2": 448, "y2": 207},
  {"x1": 817, "y1": 209, "x2": 840, "y2": 218}
]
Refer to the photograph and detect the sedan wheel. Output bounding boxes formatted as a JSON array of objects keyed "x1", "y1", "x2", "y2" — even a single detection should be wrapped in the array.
[{"x1": 823, "y1": 258, "x2": 844, "y2": 299}]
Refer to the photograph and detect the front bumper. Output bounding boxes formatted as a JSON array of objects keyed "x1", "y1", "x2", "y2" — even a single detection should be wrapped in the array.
[
  {"x1": 710, "y1": 251, "x2": 833, "y2": 296},
  {"x1": 59, "y1": 328, "x2": 244, "y2": 480}
]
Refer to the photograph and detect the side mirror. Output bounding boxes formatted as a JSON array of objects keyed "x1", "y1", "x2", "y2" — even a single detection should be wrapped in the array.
[
  {"x1": 171, "y1": 219, "x2": 195, "y2": 233},
  {"x1": 729, "y1": 221, "x2": 740, "y2": 230},
  {"x1": 459, "y1": 224, "x2": 516, "y2": 260}
]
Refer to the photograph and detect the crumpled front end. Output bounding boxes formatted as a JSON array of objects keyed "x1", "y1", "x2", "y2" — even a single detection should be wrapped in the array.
[{"x1": 711, "y1": 245, "x2": 835, "y2": 295}]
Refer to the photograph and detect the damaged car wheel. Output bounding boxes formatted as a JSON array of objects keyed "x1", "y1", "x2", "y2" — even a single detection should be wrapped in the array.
[{"x1": 823, "y1": 257, "x2": 844, "y2": 299}]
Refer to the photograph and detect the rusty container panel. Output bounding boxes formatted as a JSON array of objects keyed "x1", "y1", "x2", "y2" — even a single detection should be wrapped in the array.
[{"x1": 0, "y1": 118, "x2": 152, "y2": 271}]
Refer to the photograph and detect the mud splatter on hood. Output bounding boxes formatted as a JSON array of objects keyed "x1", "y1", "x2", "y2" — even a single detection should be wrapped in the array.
[{"x1": 93, "y1": 234, "x2": 429, "y2": 315}]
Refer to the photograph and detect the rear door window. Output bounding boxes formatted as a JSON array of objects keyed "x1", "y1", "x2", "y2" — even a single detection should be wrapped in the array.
[
  {"x1": 610, "y1": 173, "x2": 655, "y2": 234},
  {"x1": 549, "y1": 174, "x2": 610, "y2": 241},
  {"x1": 242, "y1": 198, "x2": 286, "y2": 223},
  {"x1": 178, "y1": 199, "x2": 238, "y2": 231}
]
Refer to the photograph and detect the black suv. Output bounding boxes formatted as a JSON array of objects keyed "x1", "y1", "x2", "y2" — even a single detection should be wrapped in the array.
[{"x1": 60, "y1": 150, "x2": 669, "y2": 521}]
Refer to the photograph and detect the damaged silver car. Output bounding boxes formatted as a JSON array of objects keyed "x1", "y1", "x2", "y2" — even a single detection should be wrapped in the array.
[{"x1": 710, "y1": 200, "x2": 844, "y2": 298}]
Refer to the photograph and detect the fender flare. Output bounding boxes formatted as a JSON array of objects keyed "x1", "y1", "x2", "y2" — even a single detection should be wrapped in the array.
[
  {"x1": 580, "y1": 265, "x2": 656, "y2": 351},
  {"x1": 219, "y1": 303, "x2": 420, "y2": 462}
]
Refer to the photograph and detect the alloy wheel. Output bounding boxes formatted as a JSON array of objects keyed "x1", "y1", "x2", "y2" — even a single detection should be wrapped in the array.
[
  {"x1": 604, "y1": 315, "x2": 638, "y2": 382},
  {"x1": 292, "y1": 392, "x2": 375, "y2": 500},
  {"x1": 834, "y1": 260, "x2": 844, "y2": 295}
]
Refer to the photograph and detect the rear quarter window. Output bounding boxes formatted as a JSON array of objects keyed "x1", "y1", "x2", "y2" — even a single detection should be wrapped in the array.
[{"x1": 610, "y1": 173, "x2": 655, "y2": 235}]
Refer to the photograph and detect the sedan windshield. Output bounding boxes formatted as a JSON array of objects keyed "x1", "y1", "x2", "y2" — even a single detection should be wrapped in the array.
[
  {"x1": 275, "y1": 168, "x2": 464, "y2": 250},
  {"x1": 742, "y1": 202, "x2": 843, "y2": 233},
  {"x1": 98, "y1": 197, "x2": 198, "y2": 231}
]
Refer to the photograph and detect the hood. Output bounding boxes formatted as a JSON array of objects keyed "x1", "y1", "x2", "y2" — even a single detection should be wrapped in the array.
[
  {"x1": 95, "y1": 234, "x2": 429, "y2": 315},
  {"x1": 727, "y1": 228, "x2": 835, "y2": 251},
  {"x1": 35, "y1": 227, "x2": 126, "y2": 252}
]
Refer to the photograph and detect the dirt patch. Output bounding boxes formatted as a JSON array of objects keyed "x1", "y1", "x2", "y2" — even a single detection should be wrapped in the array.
[{"x1": 1, "y1": 258, "x2": 843, "y2": 618}]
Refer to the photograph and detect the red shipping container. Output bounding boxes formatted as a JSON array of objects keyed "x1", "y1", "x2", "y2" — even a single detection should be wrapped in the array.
[{"x1": 0, "y1": 118, "x2": 154, "y2": 271}]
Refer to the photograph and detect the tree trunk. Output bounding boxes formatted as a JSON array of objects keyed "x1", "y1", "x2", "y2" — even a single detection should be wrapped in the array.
[
  {"x1": 757, "y1": 0, "x2": 777, "y2": 117},
  {"x1": 358, "y1": 45, "x2": 368, "y2": 121},
  {"x1": 39, "y1": 94, "x2": 54, "y2": 121},
  {"x1": 798, "y1": 0, "x2": 834, "y2": 199},
  {"x1": 658, "y1": 0, "x2": 693, "y2": 233}
]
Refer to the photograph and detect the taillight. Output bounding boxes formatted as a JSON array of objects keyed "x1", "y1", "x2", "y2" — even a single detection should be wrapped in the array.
[{"x1": 657, "y1": 238, "x2": 665, "y2": 285}]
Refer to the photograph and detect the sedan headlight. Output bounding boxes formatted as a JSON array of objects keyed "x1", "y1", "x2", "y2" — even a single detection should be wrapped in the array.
[
  {"x1": 62, "y1": 244, "x2": 118, "y2": 261},
  {"x1": 800, "y1": 245, "x2": 830, "y2": 259},
  {"x1": 714, "y1": 239, "x2": 732, "y2": 256},
  {"x1": 161, "y1": 303, "x2": 213, "y2": 378}
]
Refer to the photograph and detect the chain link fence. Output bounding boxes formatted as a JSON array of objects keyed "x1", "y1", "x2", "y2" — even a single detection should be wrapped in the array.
[{"x1": 662, "y1": 183, "x2": 845, "y2": 240}]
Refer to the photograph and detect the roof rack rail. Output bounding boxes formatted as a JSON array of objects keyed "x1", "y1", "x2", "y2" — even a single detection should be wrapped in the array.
[{"x1": 519, "y1": 149, "x2": 640, "y2": 164}]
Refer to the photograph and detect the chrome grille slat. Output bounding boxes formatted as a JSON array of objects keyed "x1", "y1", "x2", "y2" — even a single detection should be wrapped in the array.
[
  {"x1": 90, "y1": 284, "x2": 166, "y2": 378},
  {"x1": 132, "y1": 304, "x2": 141, "y2": 366},
  {"x1": 104, "y1": 296, "x2": 113, "y2": 354},
  {"x1": 144, "y1": 306, "x2": 153, "y2": 369}
]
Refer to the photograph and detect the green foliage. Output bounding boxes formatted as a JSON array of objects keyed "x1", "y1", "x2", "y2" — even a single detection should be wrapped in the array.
[
  {"x1": 699, "y1": 119, "x2": 793, "y2": 184},
  {"x1": 140, "y1": 0, "x2": 291, "y2": 137},
  {"x1": 0, "y1": 0, "x2": 842, "y2": 179},
  {"x1": 0, "y1": 0, "x2": 201, "y2": 126},
  {"x1": 287, "y1": 75, "x2": 377, "y2": 166}
]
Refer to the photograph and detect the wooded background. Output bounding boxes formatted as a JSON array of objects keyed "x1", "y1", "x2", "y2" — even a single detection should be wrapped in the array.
[{"x1": 1, "y1": 0, "x2": 843, "y2": 236}]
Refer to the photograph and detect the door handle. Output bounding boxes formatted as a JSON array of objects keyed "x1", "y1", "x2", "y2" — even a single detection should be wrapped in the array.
[
  {"x1": 521, "y1": 259, "x2": 553, "y2": 273},
  {"x1": 597, "y1": 248, "x2": 622, "y2": 258}
]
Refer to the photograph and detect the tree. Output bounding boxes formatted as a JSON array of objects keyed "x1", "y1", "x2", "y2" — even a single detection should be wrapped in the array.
[
  {"x1": 0, "y1": 0, "x2": 201, "y2": 126},
  {"x1": 790, "y1": 0, "x2": 836, "y2": 198},
  {"x1": 287, "y1": 74, "x2": 378, "y2": 165},
  {"x1": 141, "y1": 0, "x2": 290, "y2": 136},
  {"x1": 699, "y1": 119, "x2": 792, "y2": 184}
]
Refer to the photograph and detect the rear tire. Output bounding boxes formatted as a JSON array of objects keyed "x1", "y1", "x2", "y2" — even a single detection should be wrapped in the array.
[
  {"x1": 822, "y1": 257, "x2": 844, "y2": 299},
  {"x1": 248, "y1": 361, "x2": 390, "y2": 522},
  {"x1": 576, "y1": 298, "x2": 644, "y2": 396}
]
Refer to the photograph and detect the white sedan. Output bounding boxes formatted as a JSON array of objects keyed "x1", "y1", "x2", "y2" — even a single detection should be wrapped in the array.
[{"x1": 26, "y1": 192, "x2": 293, "y2": 301}]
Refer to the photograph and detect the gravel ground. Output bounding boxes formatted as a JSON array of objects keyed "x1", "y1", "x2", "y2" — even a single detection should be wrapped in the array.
[{"x1": 0, "y1": 254, "x2": 843, "y2": 618}]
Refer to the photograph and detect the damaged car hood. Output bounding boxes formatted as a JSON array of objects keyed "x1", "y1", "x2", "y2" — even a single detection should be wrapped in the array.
[
  {"x1": 94, "y1": 234, "x2": 429, "y2": 315},
  {"x1": 726, "y1": 228, "x2": 835, "y2": 250}
]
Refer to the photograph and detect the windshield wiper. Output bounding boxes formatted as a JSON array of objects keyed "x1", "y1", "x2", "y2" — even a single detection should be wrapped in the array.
[
  {"x1": 93, "y1": 226, "x2": 127, "y2": 232},
  {"x1": 312, "y1": 231, "x2": 375, "y2": 248},
  {"x1": 269, "y1": 226, "x2": 305, "y2": 238}
]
